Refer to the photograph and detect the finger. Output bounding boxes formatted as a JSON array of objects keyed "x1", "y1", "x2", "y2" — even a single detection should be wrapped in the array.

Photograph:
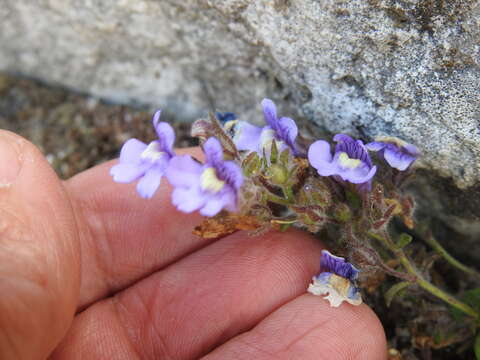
[
  {"x1": 0, "y1": 131, "x2": 80, "y2": 359},
  {"x1": 52, "y1": 229, "x2": 323, "y2": 359},
  {"x1": 64, "y1": 148, "x2": 217, "y2": 308},
  {"x1": 203, "y1": 294, "x2": 387, "y2": 360}
]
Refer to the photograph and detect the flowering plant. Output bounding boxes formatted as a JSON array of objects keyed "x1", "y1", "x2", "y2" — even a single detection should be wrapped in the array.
[{"x1": 111, "y1": 99, "x2": 480, "y2": 352}]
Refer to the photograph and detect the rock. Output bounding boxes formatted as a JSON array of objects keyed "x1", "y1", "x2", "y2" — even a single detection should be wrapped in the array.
[{"x1": 0, "y1": 2, "x2": 479, "y2": 199}]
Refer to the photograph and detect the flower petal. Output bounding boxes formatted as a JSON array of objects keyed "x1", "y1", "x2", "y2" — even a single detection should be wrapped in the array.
[
  {"x1": 277, "y1": 117, "x2": 298, "y2": 147},
  {"x1": 333, "y1": 134, "x2": 354, "y2": 144},
  {"x1": 200, "y1": 196, "x2": 227, "y2": 216},
  {"x1": 342, "y1": 164, "x2": 377, "y2": 184},
  {"x1": 321, "y1": 250, "x2": 359, "y2": 281},
  {"x1": 152, "y1": 109, "x2": 162, "y2": 128},
  {"x1": 233, "y1": 121, "x2": 263, "y2": 152},
  {"x1": 155, "y1": 122, "x2": 176, "y2": 154},
  {"x1": 165, "y1": 155, "x2": 203, "y2": 188},
  {"x1": 365, "y1": 141, "x2": 386, "y2": 152},
  {"x1": 219, "y1": 161, "x2": 244, "y2": 190},
  {"x1": 261, "y1": 98, "x2": 278, "y2": 128},
  {"x1": 216, "y1": 112, "x2": 237, "y2": 124},
  {"x1": 203, "y1": 137, "x2": 224, "y2": 165},
  {"x1": 136, "y1": 167, "x2": 164, "y2": 198},
  {"x1": 119, "y1": 138, "x2": 147, "y2": 163},
  {"x1": 308, "y1": 140, "x2": 333, "y2": 170},
  {"x1": 110, "y1": 163, "x2": 147, "y2": 183},
  {"x1": 384, "y1": 148, "x2": 415, "y2": 171},
  {"x1": 404, "y1": 143, "x2": 420, "y2": 156},
  {"x1": 171, "y1": 186, "x2": 205, "y2": 213}
]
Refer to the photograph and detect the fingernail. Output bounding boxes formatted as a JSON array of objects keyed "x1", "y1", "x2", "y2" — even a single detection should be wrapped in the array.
[{"x1": 0, "y1": 133, "x2": 22, "y2": 187}]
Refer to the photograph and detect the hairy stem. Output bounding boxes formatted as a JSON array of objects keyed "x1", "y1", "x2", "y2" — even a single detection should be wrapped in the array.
[
  {"x1": 368, "y1": 231, "x2": 479, "y2": 319},
  {"x1": 265, "y1": 193, "x2": 293, "y2": 206},
  {"x1": 422, "y1": 230, "x2": 480, "y2": 279}
]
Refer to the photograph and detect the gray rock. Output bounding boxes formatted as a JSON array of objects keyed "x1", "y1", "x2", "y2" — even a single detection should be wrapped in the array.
[{"x1": 0, "y1": 0, "x2": 479, "y2": 190}]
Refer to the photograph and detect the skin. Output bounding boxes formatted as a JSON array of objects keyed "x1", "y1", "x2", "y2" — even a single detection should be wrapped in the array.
[{"x1": 0, "y1": 130, "x2": 387, "y2": 359}]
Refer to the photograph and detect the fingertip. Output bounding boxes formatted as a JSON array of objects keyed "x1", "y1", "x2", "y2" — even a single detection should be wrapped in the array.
[
  {"x1": 205, "y1": 294, "x2": 387, "y2": 360},
  {"x1": 277, "y1": 294, "x2": 387, "y2": 360}
]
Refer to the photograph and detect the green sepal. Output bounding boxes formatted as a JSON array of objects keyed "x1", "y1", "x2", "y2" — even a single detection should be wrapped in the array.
[
  {"x1": 279, "y1": 148, "x2": 291, "y2": 165},
  {"x1": 270, "y1": 140, "x2": 278, "y2": 164}
]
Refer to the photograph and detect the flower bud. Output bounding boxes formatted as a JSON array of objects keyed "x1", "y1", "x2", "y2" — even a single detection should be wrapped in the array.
[{"x1": 266, "y1": 163, "x2": 289, "y2": 185}]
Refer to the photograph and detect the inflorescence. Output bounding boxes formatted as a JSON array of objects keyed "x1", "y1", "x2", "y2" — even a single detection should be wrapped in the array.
[{"x1": 111, "y1": 98, "x2": 480, "y2": 327}]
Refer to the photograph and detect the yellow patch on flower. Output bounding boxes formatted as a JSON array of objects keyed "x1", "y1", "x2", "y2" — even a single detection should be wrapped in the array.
[
  {"x1": 200, "y1": 167, "x2": 225, "y2": 193},
  {"x1": 141, "y1": 142, "x2": 165, "y2": 161},
  {"x1": 338, "y1": 152, "x2": 361, "y2": 169}
]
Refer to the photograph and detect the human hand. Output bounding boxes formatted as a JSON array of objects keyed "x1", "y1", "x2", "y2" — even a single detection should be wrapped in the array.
[{"x1": 0, "y1": 130, "x2": 387, "y2": 359}]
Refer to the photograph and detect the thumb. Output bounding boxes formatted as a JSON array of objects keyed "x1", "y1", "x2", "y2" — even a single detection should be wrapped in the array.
[{"x1": 0, "y1": 131, "x2": 80, "y2": 359}]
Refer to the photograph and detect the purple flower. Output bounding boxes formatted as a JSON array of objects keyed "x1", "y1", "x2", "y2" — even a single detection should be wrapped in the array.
[
  {"x1": 366, "y1": 136, "x2": 419, "y2": 171},
  {"x1": 308, "y1": 250, "x2": 362, "y2": 307},
  {"x1": 215, "y1": 111, "x2": 237, "y2": 124},
  {"x1": 308, "y1": 134, "x2": 377, "y2": 187},
  {"x1": 229, "y1": 98, "x2": 298, "y2": 155},
  {"x1": 166, "y1": 137, "x2": 243, "y2": 217},
  {"x1": 110, "y1": 110, "x2": 175, "y2": 198}
]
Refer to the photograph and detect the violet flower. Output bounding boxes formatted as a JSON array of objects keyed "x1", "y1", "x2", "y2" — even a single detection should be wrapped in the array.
[
  {"x1": 166, "y1": 137, "x2": 243, "y2": 217},
  {"x1": 308, "y1": 134, "x2": 377, "y2": 188},
  {"x1": 308, "y1": 250, "x2": 362, "y2": 307},
  {"x1": 215, "y1": 111, "x2": 237, "y2": 124},
  {"x1": 366, "y1": 136, "x2": 419, "y2": 171},
  {"x1": 229, "y1": 98, "x2": 298, "y2": 155},
  {"x1": 110, "y1": 110, "x2": 175, "y2": 198}
]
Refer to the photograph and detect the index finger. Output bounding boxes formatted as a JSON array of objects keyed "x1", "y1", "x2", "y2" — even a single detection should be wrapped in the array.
[{"x1": 65, "y1": 148, "x2": 217, "y2": 309}]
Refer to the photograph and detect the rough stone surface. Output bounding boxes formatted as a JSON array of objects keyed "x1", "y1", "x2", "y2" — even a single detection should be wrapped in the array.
[{"x1": 0, "y1": 0, "x2": 479, "y2": 190}]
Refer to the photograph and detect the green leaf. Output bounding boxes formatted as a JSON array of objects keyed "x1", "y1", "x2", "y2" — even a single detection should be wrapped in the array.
[
  {"x1": 475, "y1": 332, "x2": 480, "y2": 360},
  {"x1": 396, "y1": 233, "x2": 413, "y2": 249},
  {"x1": 385, "y1": 281, "x2": 410, "y2": 307}
]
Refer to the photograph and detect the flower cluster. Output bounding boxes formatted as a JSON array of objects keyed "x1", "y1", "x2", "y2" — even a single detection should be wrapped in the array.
[
  {"x1": 111, "y1": 111, "x2": 243, "y2": 216},
  {"x1": 111, "y1": 98, "x2": 420, "y2": 308}
]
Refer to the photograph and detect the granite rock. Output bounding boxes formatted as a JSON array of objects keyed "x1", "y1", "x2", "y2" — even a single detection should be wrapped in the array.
[{"x1": 0, "y1": 0, "x2": 479, "y2": 190}]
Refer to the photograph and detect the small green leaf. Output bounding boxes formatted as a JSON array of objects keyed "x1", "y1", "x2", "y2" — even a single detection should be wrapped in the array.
[
  {"x1": 474, "y1": 332, "x2": 480, "y2": 360},
  {"x1": 385, "y1": 281, "x2": 410, "y2": 307},
  {"x1": 396, "y1": 233, "x2": 413, "y2": 249},
  {"x1": 270, "y1": 140, "x2": 278, "y2": 164}
]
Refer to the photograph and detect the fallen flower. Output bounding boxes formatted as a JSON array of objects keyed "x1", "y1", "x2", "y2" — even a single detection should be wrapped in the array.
[{"x1": 308, "y1": 250, "x2": 362, "y2": 307}]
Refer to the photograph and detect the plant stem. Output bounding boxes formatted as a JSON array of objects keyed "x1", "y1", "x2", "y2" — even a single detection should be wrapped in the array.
[
  {"x1": 266, "y1": 193, "x2": 292, "y2": 206},
  {"x1": 282, "y1": 186, "x2": 295, "y2": 203},
  {"x1": 422, "y1": 231, "x2": 480, "y2": 279},
  {"x1": 368, "y1": 231, "x2": 479, "y2": 319}
]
